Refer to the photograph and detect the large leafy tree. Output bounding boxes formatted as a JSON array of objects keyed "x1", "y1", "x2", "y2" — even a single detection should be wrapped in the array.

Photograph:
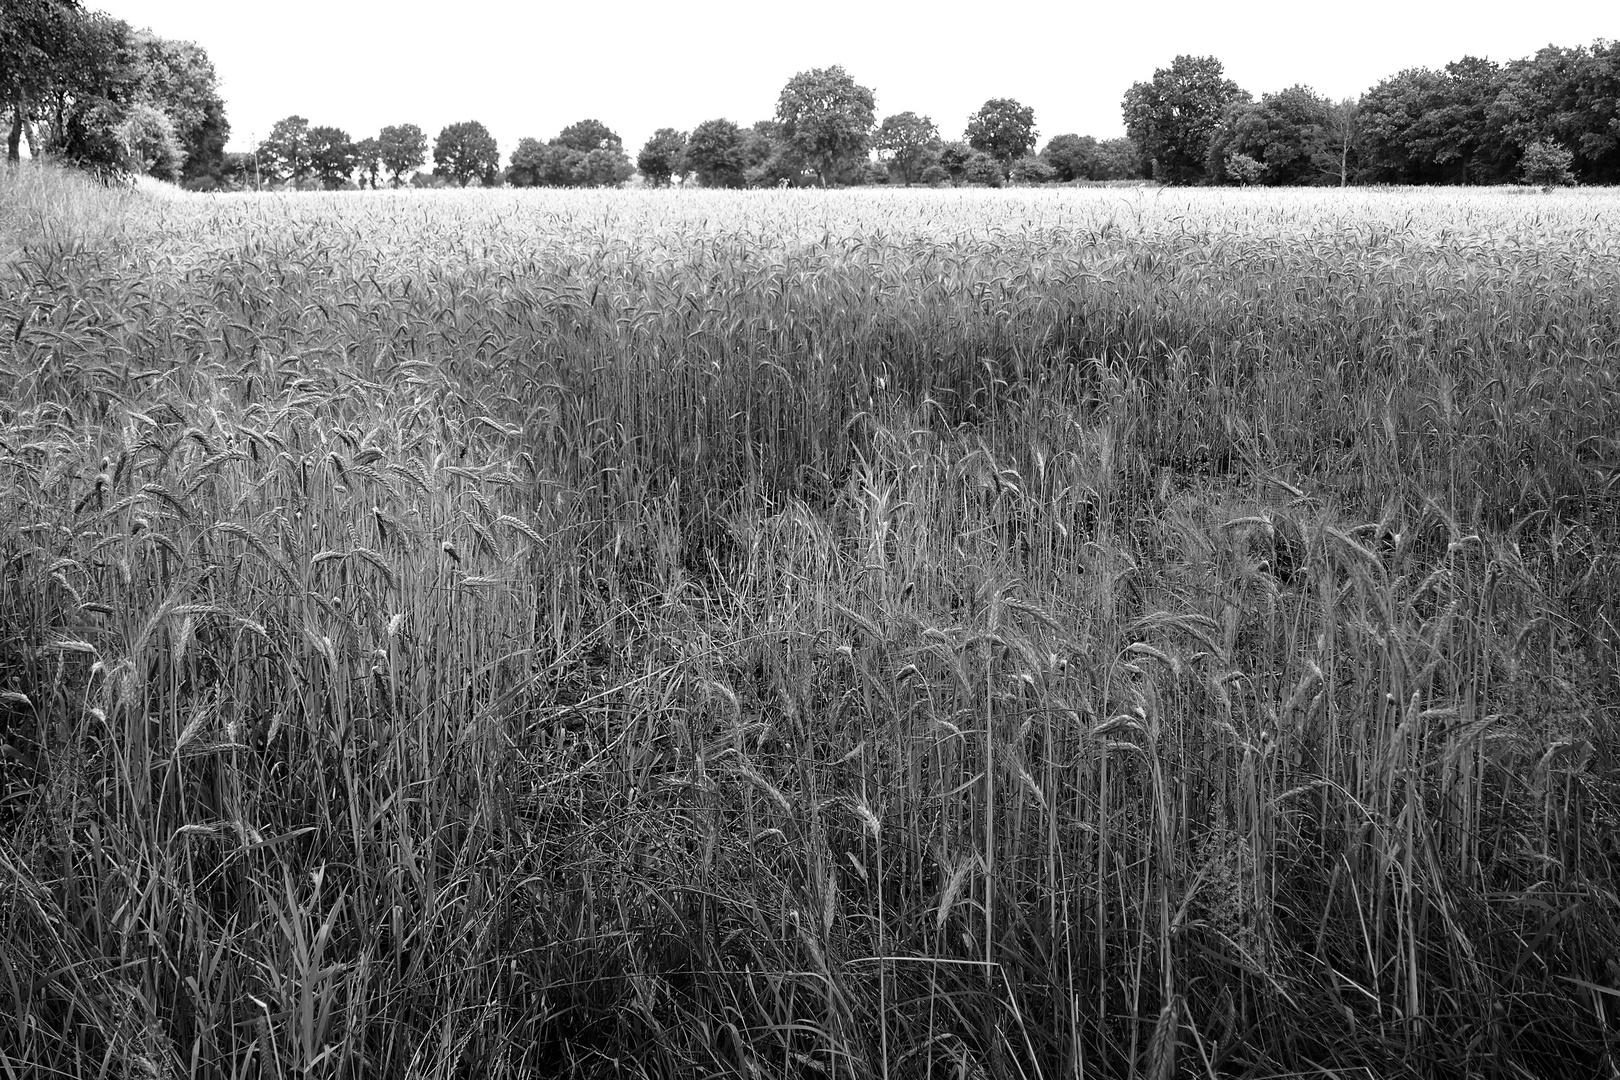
[
  {"x1": 1357, "y1": 60, "x2": 1513, "y2": 184},
  {"x1": 130, "y1": 30, "x2": 228, "y2": 182},
  {"x1": 775, "y1": 65, "x2": 876, "y2": 186},
  {"x1": 1122, "y1": 55, "x2": 1248, "y2": 184},
  {"x1": 352, "y1": 136, "x2": 380, "y2": 188},
  {"x1": 874, "y1": 111, "x2": 939, "y2": 185},
  {"x1": 4, "y1": 1, "x2": 229, "y2": 181},
  {"x1": 433, "y1": 120, "x2": 499, "y2": 186},
  {"x1": 2, "y1": 0, "x2": 84, "y2": 163},
  {"x1": 683, "y1": 118, "x2": 746, "y2": 188},
  {"x1": 554, "y1": 118, "x2": 621, "y2": 152},
  {"x1": 1494, "y1": 41, "x2": 1620, "y2": 184},
  {"x1": 257, "y1": 115, "x2": 311, "y2": 186},
  {"x1": 637, "y1": 127, "x2": 687, "y2": 186},
  {"x1": 1205, "y1": 85, "x2": 1340, "y2": 186},
  {"x1": 307, "y1": 124, "x2": 355, "y2": 189},
  {"x1": 741, "y1": 119, "x2": 804, "y2": 187},
  {"x1": 965, "y1": 98, "x2": 1036, "y2": 164},
  {"x1": 378, "y1": 123, "x2": 426, "y2": 186}
]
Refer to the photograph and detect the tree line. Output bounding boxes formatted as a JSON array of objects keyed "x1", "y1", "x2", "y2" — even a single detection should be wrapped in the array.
[{"x1": 6, "y1": 0, "x2": 1615, "y2": 189}]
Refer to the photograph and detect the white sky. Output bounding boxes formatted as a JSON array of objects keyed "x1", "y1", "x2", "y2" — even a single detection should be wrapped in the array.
[{"x1": 94, "y1": 0, "x2": 1616, "y2": 160}]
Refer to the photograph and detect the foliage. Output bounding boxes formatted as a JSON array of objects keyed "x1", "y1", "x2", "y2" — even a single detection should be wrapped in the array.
[
  {"x1": 739, "y1": 120, "x2": 804, "y2": 187},
  {"x1": 507, "y1": 125, "x2": 633, "y2": 189},
  {"x1": 936, "y1": 140, "x2": 972, "y2": 184},
  {"x1": 965, "y1": 97, "x2": 1036, "y2": 163},
  {"x1": 129, "y1": 30, "x2": 228, "y2": 182},
  {"x1": 683, "y1": 118, "x2": 746, "y2": 188},
  {"x1": 1007, "y1": 153, "x2": 1055, "y2": 185},
  {"x1": 775, "y1": 65, "x2": 876, "y2": 186},
  {"x1": 307, "y1": 125, "x2": 355, "y2": 189},
  {"x1": 1205, "y1": 85, "x2": 1341, "y2": 186},
  {"x1": 1356, "y1": 59, "x2": 1517, "y2": 184},
  {"x1": 256, "y1": 114, "x2": 311, "y2": 187},
  {"x1": 1041, "y1": 133, "x2": 1142, "y2": 181},
  {"x1": 1493, "y1": 41, "x2": 1620, "y2": 184},
  {"x1": 351, "y1": 136, "x2": 381, "y2": 189},
  {"x1": 962, "y1": 149, "x2": 1004, "y2": 186},
  {"x1": 2, "y1": 0, "x2": 89, "y2": 163},
  {"x1": 117, "y1": 101, "x2": 182, "y2": 180},
  {"x1": 433, "y1": 120, "x2": 499, "y2": 187},
  {"x1": 1224, "y1": 151, "x2": 1265, "y2": 184},
  {"x1": 1521, "y1": 139, "x2": 1577, "y2": 185},
  {"x1": 637, "y1": 127, "x2": 687, "y2": 186},
  {"x1": 919, "y1": 162, "x2": 950, "y2": 185},
  {"x1": 874, "y1": 111, "x2": 940, "y2": 186},
  {"x1": 1123, "y1": 54, "x2": 1249, "y2": 184},
  {"x1": 378, "y1": 123, "x2": 426, "y2": 187},
  {"x1": 554, "y1": 118, "x2": 621, "y2": 153}
]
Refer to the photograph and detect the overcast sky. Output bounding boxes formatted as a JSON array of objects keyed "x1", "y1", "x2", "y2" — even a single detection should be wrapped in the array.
[{"x1": 94, "y1": 0, "x2": 1615, "y2": 160}]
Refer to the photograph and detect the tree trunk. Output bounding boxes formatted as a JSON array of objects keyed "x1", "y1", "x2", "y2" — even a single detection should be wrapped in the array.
[{"x1": 7, "y1": 95, "x2": 24, "y2": 164}]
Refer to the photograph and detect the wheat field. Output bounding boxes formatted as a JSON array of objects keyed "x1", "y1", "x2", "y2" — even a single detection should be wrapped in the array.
[{"x1": 2, "y1": 165, "x2": 1617, "y2": 1079}]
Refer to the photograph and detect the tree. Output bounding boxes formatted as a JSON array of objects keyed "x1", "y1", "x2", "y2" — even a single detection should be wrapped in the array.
[
  {"x1": 1041, "y1": 134, "x2": 1095, "y2": 181},
  {"x1": 1096, "y1": 138, "x2": 1142, "y2": 180},
  {"x1": 1122, "y1": 55, "x2": 1248, "y2": 184},
  {"x1": 18, "y1": 8, "x2": 144, "y2": 178},
  {"x1": 352, "y1": 136, "x2": 381, "y2": 188},
  {"x1": 554, "y1": 118, "x2": 621, "y2": 152},
  {"x1": 576, "y1": 146, "x2": 634, "y2": 187},
  {"x1": 1494, "y1": 41, "x2": 1620, "y2": 184},
  {"x1": 1224, "y1": 152, "x2": 1266, "y2": 184},
  {"x1": 1357, "y1": 60, "x2": 1514, "y2": 184},
  {"x1": 433, "y1": 120, "x2": 499, "y2": 186},
  {"x1": 683, "y1": 118, "x2": 746, "y2": 188},
  {"x1": 1041, "y1": 133, "x2": 1142, "y2": 182},
  {"x1": 637, "y1": 127, "x2": 687, "y2": 186},
  {"x1": 874, "y1": 111, "x2": 939, "y2": 185},
  {"x1": 506, "y1": 137, "x2": 551, "y2": 187},
  {"x1": 2, "y1": 0, "x2": 85, "y2": 163},
  {"x1": 118, "y1": 100, "x2": 182, "y2": 179},
  {"x1": 963, "y1": 150, "x2": 1004, "y2": 186},
  {"x1": 1008, "y1": 154, "x2": 1055, "y2": 184},
  {"x1": 1205, "y1": 85, "x2": 1338, "y2": 186},
  {"x1": 258, "y1": 115, "x2": 311, "y2": 186},
  {"x1": 130, "y1": 30, "x2": 228, "y2": 182},
  {"x1": 966, "y1": 98, "x2": 1037, "y2": 164},
  {"x1": 775, "y1": 65, "x2": 876, "y2": 186},
  {"x1": 378, "y1": 123, "x2": 426, "y2": 186},
  {"x1": 1521, "y1": 140, "x2": 1576, "y2": 185},
  {"x1": 307, "y1": 125, "x2": 355, "y2": 189},
  {"x1": 1324, "y1": 98, "x2": 1360, "y2": 186},
  {"x1": 741, "y1": 120, "x2": 805, "y2": 186},
  {"x1": 936, "y1": 140, "x2": 973, "y2": 184}
]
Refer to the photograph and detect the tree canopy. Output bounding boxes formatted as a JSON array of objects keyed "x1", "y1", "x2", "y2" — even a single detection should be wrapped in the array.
[
  {"x1": 874, "y1": 111, "x2": 940, "y2": 185},
  {"x1": 1122, "y1": 55, "x2": 1248, "y2": 184},
  {"x1": 683, "y1": 118, "x2": 747, "y2": 188},
  {"x1": 965, "y1": 98, "x2": 1037, "y2": 164},
  {"x1": 637, "y1": 128, "x2": 688, "y2": 186},
  {"x1": 775, "y1": 65, "x2": 875, "y2": 186},
  {"x1": 433, "y1": 120, "x2": 499, "y2": 187},
  {"x1": 378, "y1": 123, "x2": 427, "y2": 187}
]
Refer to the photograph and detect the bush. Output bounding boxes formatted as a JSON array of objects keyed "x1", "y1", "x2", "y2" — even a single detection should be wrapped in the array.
[
  {"x1": 920, "y1": 164, "x2": 951, "y2": 186},
  {"x1": 1225, "y1": 152, "x2": 1267, "y2": 186},
  {"x1": 963, "y1": 151, "x2": 1004, "y2": 187},
  {"x1": 1008, "y1": 155, "x2": 1057, "y2": 185},
  {"x1": 1521, "y1": 140, "x2": 1576, "y2": 186}
]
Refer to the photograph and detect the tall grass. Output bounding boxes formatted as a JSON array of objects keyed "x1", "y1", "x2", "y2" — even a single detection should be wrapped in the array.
[{"x1": 2, "y1": 168, "x2": 1617, "y2": 1078}]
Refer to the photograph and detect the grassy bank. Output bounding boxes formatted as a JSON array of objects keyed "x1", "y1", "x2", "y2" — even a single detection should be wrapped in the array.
[{"x1": 2, "y1": 166, "x2": 1618, "y2": 1078}]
